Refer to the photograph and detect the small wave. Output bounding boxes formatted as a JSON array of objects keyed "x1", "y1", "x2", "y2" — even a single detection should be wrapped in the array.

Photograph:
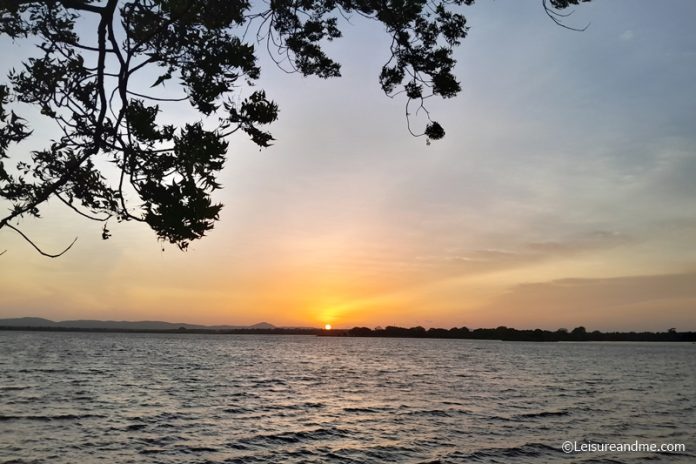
[
  {"x1": 17, "y1": 368, "x2": 69, "y2": 374},
  {"x1": 261, "y1": 401, "x2": 325, "y2": 411},
  {"x1": 126, "y1": 423, "x2": 148, "y2": 431},
  {"x1": 403, "y1": 409, "x2": 452, "y2": 417},
  {"x1": 5, "y1": 396, "x2": 43, "y2": 405},
  {"x1": 151, "y1": 411, "x2": 186, "y2": 421},
  {"x1": 180, "y1": 445, "x2": 219, "y2": 453},
  {"x1": 2, "y1": 460, "x2": 44, "y2": 464},
  {"x1": 514, "y1": 410, "x2": 570, "y2": 419},
  {"x1": 446, "y1": 442, "x2": 558, "y2": 461},
  {"x1": 228, "y1": 442, "x2": 250, "y2": 451},
  {"x1": 328, "y1": 444, "x2": 421, "y2": 462},
  {"x1": 237, "y1": 426, "x2": 349, "y2": 446},
  {"x1": 0, "y1": 413, "x2": 106, "y2": 422},
  {"x1": 361, "y1": 444, "x2": 421, "y2": 460},
  {"x1": 0, "y1": 385, "x2": 31, "y2": 391},
  {"x1": 250, "y1": 378, "x2": 288, "y2": 386},
  {"x1": 222, "y1": 407, "x2": 250, "y2": 414},
  {"x1": 342, "y1": 406, "x2": 389, "y2": 413},
  {"x1": 138, "y1": 435, "x2": 184, "y2": 446},
  {"x1": 139, "y1": 449, "x2": 166, "y2": 455}
]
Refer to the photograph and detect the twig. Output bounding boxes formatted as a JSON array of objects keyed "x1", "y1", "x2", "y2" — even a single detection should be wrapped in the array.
[
  {"x1": 542, "y1": 0, "x2": 589, "y2": 32},
  {"x1": 6, "y1": 224, "x2": 78, "y2": 258}
]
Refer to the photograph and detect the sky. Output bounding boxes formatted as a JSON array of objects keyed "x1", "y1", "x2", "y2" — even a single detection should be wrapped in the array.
[{"x1": 1, "y1": 0, "x2": 696, "y2": 330}]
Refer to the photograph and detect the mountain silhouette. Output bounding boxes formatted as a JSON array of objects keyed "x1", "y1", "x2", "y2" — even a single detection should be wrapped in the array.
[{"x1": 0, "y1": 317, "x2": 276, "y2": 331}]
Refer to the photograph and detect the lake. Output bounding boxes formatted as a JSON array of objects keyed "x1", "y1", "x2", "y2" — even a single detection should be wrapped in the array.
[{"x1": 1, "y1": 332, "x2": 694, "y2": 463}]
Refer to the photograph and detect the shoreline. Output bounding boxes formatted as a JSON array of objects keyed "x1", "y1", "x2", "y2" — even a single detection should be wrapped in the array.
[{"x1": 2, "y1": 325, "x2": 695, "y2": 342}]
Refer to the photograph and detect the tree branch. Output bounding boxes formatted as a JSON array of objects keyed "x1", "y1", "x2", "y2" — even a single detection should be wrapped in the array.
[
  {"x1": 55, "y1": 192, "x2": 111, "y2": 221},
  {"x1": 0, "y1": 0, "x2": 118, "y2": 231},
  {"x1": 542, "y1": 0, "x2": 589, "y2": 31},
  {"x1": 126, "y1": 90, "x2": 188, "y2": 102},
  {"x1": 6, "y1": 223, "x2": 78, "y2": 258}
]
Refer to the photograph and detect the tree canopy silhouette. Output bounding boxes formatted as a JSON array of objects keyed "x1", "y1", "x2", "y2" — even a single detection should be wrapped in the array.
[{"x1": 0, "y1": 0, "x2": 590, "y2": 255}]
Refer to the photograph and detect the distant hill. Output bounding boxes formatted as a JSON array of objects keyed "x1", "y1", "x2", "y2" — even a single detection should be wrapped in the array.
[
  {"x1": 0, "y1": 317, "x2": 276, "y2": 331},
  {"x1": 247, "y1": 322, "x2": 275, "y2": 329}
]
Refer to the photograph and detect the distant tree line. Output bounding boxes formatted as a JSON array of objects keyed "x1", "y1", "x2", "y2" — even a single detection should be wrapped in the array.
[
  {"x1": 332, "y1": 325, "x2": 696, "y2": 342},
  {"x1": 2, "y1": 324, "x2": 694, "y2": 342}
]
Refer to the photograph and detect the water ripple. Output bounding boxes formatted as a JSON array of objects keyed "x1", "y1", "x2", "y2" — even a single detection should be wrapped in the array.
[{"x1": 1, "y1": 332, "x2": 694, "y2": 463}]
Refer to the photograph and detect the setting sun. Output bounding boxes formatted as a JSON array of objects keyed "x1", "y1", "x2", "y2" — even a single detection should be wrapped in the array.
[{"x1": 324, "y1": 324, "x2": 332, "y2": 331}]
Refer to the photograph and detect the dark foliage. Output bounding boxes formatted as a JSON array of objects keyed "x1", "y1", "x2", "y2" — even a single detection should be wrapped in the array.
[
  {"x1": 0, "y1": 0, "x2": 590, "y2": 255},
  {"x1": 2, "y1": 323, "x2": 694, "y2": 342},
  {"x1": 337, "y1": 325, "x2": 696, "y2": 342}
]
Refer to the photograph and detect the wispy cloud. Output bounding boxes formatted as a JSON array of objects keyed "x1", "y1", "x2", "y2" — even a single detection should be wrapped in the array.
[
  {"x1": 620, "y1": 30, "x2": 635, "y2": 41},
  {"x1": 482, "y1": 271, "x2": 696, "y2": 330}
]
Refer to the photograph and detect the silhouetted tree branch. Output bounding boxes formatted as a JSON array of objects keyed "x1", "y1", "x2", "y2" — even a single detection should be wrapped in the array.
[
  {"x1": 542, "y1": 0, "x2": 590, "y2": 31},
  {"x1": 0, "y1": 0, "x2": 592, "y2": 255},
  {"x1": 6, "y1": 223, "x2": 78, "y2": 257}
]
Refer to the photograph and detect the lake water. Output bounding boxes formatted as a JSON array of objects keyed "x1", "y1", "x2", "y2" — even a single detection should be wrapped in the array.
[{"x1": 1, "y1": 332, "x2": 694, "y2": 463}]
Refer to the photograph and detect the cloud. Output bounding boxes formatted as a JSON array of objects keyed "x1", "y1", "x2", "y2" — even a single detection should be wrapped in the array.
[
  {"x1": 411, "y1": 230, "x2": 631, "y2": 274},
  {"x1": 482, "y1": 271, "x2": 696, "y2": 330},
  {"x1": 620, "y1": 30, "x2": 635, "y2": 41},
  {"x1": 525, "y1": 230, "x2": 630, "y2": 253}
]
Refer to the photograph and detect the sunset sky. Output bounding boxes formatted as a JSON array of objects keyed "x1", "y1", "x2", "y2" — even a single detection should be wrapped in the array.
[{"x1": 1, "y1": 0, "x2": 695, "y2": 330}]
